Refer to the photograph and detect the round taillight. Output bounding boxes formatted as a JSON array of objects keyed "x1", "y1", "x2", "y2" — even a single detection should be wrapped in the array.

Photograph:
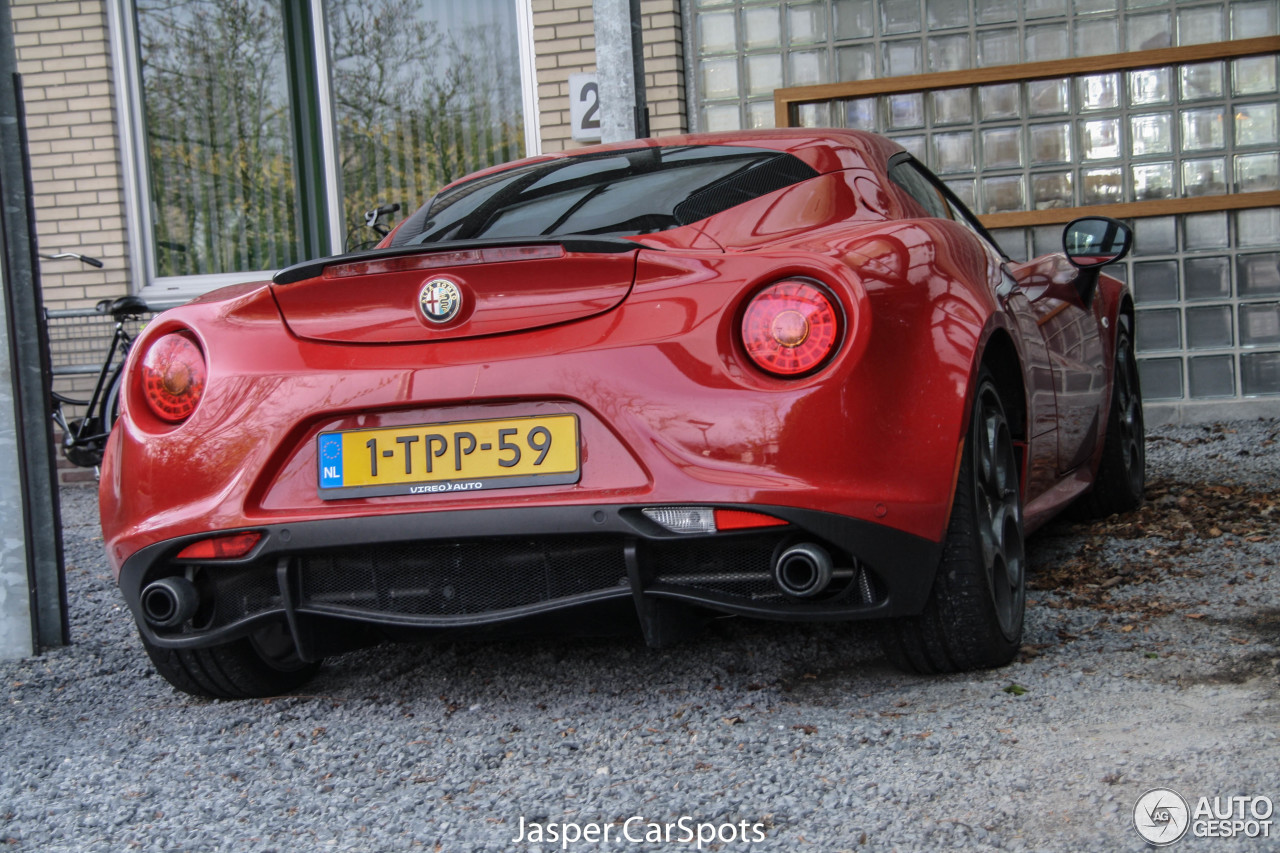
[
  {"x1": 741, "y1": 280, "x2": 841, "y2": 376},
  {"x1": 140, "y1": 333, "x2": 206, "y2": 422}
]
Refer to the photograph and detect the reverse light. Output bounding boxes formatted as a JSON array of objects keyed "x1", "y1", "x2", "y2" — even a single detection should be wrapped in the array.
[
  {"x1": 643, "y1": 507, "x2": 716, "y2": 534},
  {"x1": 642, "y1": 507, "x2": 788, "y2": 534},
  {"x1": 140, "y1": 332, "x2": 206, "y2": 422},
  {"x1": 176, "y1": 532, "x2": 262, "y2": 560},
  {"x1": 741, "y1": 280, "x2": 841, "y2": 376},
  {"x1": 323, "y1": 245, "x2": 565, "y2": 278}
]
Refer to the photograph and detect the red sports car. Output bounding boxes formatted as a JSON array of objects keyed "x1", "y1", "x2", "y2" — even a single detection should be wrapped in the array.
[{"x1": 99, "y1": 129, "x2": 1142, "y2": 699}]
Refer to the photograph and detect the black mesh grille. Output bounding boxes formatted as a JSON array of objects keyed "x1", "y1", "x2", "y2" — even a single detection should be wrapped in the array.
[
  {"x1": 298, "y1": 535, "x2": 629, "y2": 617},
  {"x1": 202, "y1": 564, "x2": 281, "y2": 628},
  {"x1": 647, "y1": 533, "x2": 786, "y2": 601}
]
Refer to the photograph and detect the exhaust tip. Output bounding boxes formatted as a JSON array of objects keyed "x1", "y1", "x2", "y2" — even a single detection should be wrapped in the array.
[
  {"x1": 140, "y1": 576, "x2": 200, "y2": 628},
  {"x1": 774, "y1": 543, "x2": 834, "y2": 598}
]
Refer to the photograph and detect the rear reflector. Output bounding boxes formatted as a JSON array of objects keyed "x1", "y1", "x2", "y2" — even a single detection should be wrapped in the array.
[
  {"x1": 176, "y1": 532, "x2": 262, "y2": 560},
  {"x1": 713, "y1": 509, "x2": 789, "y2": 531},
  {"x1": 323, "y1": 245, "x2": 565, "y2": 279}
]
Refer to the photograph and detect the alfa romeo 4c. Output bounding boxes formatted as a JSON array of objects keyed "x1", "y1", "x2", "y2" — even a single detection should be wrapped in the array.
[{"x1": 99, "y1": 130, "x2": 1142, "y2": 698}]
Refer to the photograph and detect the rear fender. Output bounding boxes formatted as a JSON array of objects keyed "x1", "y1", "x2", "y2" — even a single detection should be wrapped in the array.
[{"x1": 825, "y1": 219, "x2": 1009, "y2": 543}]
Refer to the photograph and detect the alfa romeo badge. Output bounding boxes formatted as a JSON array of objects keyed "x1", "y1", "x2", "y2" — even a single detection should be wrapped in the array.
[{"x1": 419, "y1": 278, "x2": 462, "y2": 323}]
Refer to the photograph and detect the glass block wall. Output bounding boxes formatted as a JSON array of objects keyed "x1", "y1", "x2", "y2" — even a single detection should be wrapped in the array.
[
  {"x1": 689, "y1": 0, "x2": 1279, "y2": 135},
  {"x1": 789, "y1": 56, "x2": 1278, "y2": 215},
  {"x1": 686, "y1": 0, "x2": 1280, "y2": 407},
  {"x1": 991, "y1": 208, "x2": 1280, "y2": 402}
]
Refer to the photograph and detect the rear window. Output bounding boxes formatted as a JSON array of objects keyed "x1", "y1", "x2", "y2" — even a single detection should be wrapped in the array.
[{"x1": 390, "y1": 145, "x2": 819, "y2": 246}]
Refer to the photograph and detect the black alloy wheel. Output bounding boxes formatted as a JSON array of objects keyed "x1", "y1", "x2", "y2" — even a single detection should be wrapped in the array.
[{"x1": 1075, "y1": 321, "x2": 1145, "y2": 518}]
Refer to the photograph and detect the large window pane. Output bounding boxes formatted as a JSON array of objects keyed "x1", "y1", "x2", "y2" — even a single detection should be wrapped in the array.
[
  {"x1": 137, "y1": 0, "x2": 299, "y2": 277},
  {"x1": 327, "y1": 0, "x2": 526, "y2": 251}
]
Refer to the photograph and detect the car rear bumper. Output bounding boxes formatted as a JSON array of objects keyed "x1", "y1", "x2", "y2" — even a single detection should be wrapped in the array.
[{"x1": 119, "y1": 503, "x2": 943, "y2": 657}]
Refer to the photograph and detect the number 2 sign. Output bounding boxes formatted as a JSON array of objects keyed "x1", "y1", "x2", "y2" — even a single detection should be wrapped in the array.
[{"x1": 569, "y1": 73, "x2": 602, "y2": 142}]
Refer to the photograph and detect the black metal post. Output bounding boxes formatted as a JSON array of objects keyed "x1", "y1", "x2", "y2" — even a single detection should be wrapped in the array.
[
  {"x1": 0, "y1": 0, "x2": 68, "y2": 650},
  {"x1": 629, "y1": 0, "x2": 650, "y2": 137}
]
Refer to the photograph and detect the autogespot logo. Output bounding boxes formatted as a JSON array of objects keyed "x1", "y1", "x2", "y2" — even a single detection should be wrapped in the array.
[{"x1": 1134, "y1": 788, "x2": 1191, "y2": 846}]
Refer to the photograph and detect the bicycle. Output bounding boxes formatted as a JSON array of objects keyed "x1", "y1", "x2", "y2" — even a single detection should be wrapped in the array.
[
  {"x1": 345, "y1": 202, "x2": 400, "y2": 252},
  {"x1": 40, "y1": 251, "x2": 150, "y2": 469}
]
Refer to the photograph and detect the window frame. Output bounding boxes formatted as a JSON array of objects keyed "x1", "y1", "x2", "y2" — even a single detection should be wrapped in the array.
[{"x1": 107, "y1": 0, "x2": 541, "y2": 303}]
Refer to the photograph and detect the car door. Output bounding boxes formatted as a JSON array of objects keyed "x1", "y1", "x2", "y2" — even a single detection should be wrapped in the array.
[{"x1": 1003, "y1": 252, "x2": 1108, "y2": 473}]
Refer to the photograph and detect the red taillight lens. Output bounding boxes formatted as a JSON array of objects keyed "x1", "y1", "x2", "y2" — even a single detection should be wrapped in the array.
[
  {"x1": 140, "y1": 333, "x2": 206, "y2": 422},
  {"x1": 741, "y1": 280, "x2": 841, "y2": 376},
  {"x1": 176, "y1": 532, "x2": 261, "y2": 560}
]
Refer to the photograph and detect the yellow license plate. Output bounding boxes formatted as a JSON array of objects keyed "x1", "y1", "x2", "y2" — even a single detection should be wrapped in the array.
[{"x1": 318, "y1": 414, "x2": 579, "y2": 499}]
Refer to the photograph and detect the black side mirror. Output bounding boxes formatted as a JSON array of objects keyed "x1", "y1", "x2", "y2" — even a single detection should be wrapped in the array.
[
  {"x1": 1063, "y1": 216, "x2": 1133, "y2": 268},
  {"x1": 1062, "y1": 216, "x2": 1132, "y2": 307}
]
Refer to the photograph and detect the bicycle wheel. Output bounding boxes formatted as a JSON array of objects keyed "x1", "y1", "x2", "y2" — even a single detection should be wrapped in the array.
[
  {"x1": 102, "y1": 364, "x2": 124, "y2": 427},
  {"x1": 64, "y1": 365, "x2": 125, "y2": 469}
]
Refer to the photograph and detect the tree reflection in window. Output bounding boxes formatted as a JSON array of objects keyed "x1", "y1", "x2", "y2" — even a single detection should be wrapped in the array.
[
  {"x1": 135, "y1": 0, "x2": 527, "y2": 276},
  {"x1": 327, "y1": 0, "x2": 526, "y2": 252},
  {"x1": 138, "y1": 0, "x2": 298, "y2": 276}
]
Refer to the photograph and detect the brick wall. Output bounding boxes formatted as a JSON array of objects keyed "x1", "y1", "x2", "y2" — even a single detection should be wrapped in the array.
[
  {"x1": 532, "y1": 0, "x2": 595, "y2": 152},
  {"x1": 10, "y1": 0, "x2": 130, "y2": 313},
  {"x1": 533, "y1": 0, "x2": 687, "y2": 152}
]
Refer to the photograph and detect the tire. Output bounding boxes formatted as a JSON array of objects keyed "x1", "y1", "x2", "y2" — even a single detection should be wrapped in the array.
[
  {"x1": 881, "y1": 372, "x2": 1026, "y2": 673},
  {"x1": 1074, "y1": 321, "x2": 1145, "y2": 518},
  {"x1": 103, "y1": 366, "x2": 123, "y2": 427},
  {"x1": 140, "y1": 621, "x2": 321, "y2": 700}
]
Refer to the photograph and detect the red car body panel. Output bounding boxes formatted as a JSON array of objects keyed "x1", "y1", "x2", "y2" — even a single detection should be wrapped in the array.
[{"x1": 99, "y1": 129, "x2": 1132, "y2": 656}]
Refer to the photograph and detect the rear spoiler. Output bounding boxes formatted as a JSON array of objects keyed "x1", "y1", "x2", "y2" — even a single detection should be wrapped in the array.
[{"x1": 273, "y1": 236, "x2": 644, "y2": 285}]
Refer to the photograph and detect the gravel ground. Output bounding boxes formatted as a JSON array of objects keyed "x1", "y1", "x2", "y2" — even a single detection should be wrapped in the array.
[{"x1": 2, "y1": 420, "x2": 1278, "y2": 852}]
